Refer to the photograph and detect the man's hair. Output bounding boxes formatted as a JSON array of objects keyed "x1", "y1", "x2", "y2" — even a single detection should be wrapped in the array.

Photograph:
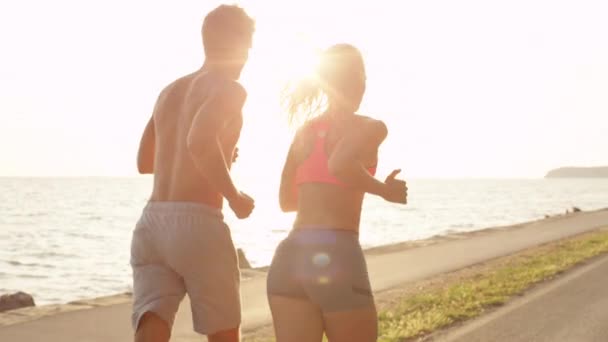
[{"x1": 202, "y1": 5, "x2": 255, "y2": 60}]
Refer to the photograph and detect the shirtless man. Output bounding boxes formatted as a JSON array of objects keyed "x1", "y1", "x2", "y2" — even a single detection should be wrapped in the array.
[{"x1": 130, "y1": 5, "x2": 255, "y2": 342}]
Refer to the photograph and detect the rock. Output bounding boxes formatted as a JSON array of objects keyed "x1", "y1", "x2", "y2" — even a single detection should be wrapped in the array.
[
  {"x1": 237, "y1": 248, "x2": 252, "y2": 269},
  {"x1": 0, "y1": 292, "x2": 35, "y2": 312},
  {"x1": 572, "y1": 207, "x2": 582, "y2": 213}
]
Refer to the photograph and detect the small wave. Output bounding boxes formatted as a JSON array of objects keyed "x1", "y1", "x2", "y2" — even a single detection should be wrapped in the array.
[
  {"x1": 449, "y1": 223, "x2": 475, "y2": 229},
  {"x1": 14, "y1": 273, "x2": 48, "y2": 279},
  {"x1": 5, "y1": 260, "x2": 55, "y2": 268},
  {"x1": 26, "y1": 252, "x2": 76, "y2": 258},
  {"x1": 86, "y1": 216, "x2": 104, "y2": 221},
  {"x1": 27, "y1": 212, "x2": 49, "y2": 218},
  {"x1": 65, "y1": 231, "x2": 105, "y2": 240},
  {"x1": 4, "y1": 211, "x2": 49, "y2": 218}
]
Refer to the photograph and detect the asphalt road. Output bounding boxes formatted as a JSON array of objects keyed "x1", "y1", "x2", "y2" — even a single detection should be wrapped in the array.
[{"x1": 440, "y1": 253, "x2": 608, "y2": 342}]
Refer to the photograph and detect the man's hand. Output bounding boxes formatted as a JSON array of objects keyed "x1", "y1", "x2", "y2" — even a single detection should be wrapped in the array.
[
  {"x1": 232, "y1": 147, "x2": 239, "y2": 163},
  {"x1": 382, "y1": 169, "x2": 408, "y2": 204},
  {"x1": 228, "y1": 191, "x2": 255, "y2": 219}
]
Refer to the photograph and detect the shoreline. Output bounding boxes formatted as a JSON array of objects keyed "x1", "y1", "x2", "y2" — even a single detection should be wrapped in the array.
[
  {"x1": 3, "y1": 178, "x2": 607, "y2": 307},
  {"x1": 2, "y1": 207, "x2": 606, "y2": 328}
]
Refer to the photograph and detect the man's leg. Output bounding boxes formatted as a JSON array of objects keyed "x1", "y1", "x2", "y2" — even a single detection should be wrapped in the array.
[
  {"x1": 135, "y1": 312, "x2": 171, "y2": 342},
  {"x1": 131, "y1": 218, "x2": 185, "y2": 342},
  {"x1": 131, "y1": 268, "x2": 185, "y2": 342},
  {"x1": 181, "y1": 214, "x2": 241, "y2": 340},
  {"x1": 208, "y1": 327, "x2": 240, "y2": 342}
]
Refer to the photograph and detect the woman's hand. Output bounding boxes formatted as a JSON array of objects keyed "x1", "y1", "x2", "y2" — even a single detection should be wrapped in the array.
[{"x1": 382, "y1": 169, "x2": 408, "y2": 204}]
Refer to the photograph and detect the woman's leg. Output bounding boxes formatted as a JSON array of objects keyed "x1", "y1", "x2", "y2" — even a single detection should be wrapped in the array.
[
  {"x1": 269, "y1": 295, "x2": 325, "y2": 342},
  {"x1": 267, "y1": 235, "x2": 323, "y2": 342},
  {"x1": 323, "y1": 305, "x2": 378, "y2": 342},
  {"x1": 312, "y1": 231, "x2": 377, "y2": 341}
]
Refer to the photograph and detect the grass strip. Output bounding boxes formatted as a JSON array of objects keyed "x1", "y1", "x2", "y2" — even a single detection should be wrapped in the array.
[{"x1": 378, "y1": 230, "x2": 608, "y2": 341}]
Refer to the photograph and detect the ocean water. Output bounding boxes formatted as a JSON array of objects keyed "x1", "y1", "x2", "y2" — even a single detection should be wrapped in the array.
[{"x1": 1, "y1": 177, "x2": 607, "y2": 305}]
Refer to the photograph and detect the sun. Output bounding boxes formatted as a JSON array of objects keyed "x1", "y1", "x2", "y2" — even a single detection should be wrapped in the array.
[{"x1": 276, "y1": 33, "x2": 322, "y2": 85}]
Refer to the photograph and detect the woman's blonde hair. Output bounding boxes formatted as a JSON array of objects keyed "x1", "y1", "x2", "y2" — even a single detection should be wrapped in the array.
[{"x1": 283, "y1": 44, "x2": 365, "y2": 127}]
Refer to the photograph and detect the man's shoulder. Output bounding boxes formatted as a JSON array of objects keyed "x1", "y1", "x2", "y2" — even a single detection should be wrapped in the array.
[
  {"x1": 215, "y1": 78, "x2": 247, "y2": 102},
  {"x1": 185, "y1": 73, "x2": 248, "y2": 118},
  {"x1": 156, "y1": 75, "x2": 191, "y2": 103},
  {"x1": 197, "y1": 73, "x2": 246, "y2": 101}
]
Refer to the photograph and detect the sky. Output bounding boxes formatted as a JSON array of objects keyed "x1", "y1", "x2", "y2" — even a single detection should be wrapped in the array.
[{"x1": 1, "y1": 0, "x2": 607, "y2": 179}]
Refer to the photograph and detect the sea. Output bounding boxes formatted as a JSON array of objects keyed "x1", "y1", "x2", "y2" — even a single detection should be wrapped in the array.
[{"x1": 1, "y1": 177, "x2": 607, "y2": 305}]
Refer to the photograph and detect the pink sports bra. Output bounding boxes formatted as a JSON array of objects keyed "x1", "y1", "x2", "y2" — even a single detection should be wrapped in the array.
[{"x1": 294, "y1": 120, "x2": 377, "y2": 187}]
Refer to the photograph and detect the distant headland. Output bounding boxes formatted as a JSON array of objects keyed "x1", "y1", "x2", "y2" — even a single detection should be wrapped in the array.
[{"x1": 545, "y1": 166, "x2": 608, "y2": 178}]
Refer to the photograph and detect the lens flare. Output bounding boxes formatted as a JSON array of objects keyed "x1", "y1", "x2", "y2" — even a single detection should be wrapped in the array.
[{"x1": 312, "y1": 252, "x2": 330, "y2": 268}]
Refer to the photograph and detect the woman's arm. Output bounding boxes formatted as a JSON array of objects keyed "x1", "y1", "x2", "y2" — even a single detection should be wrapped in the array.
[
  {"x1": 329, "y1": 120, "x2": 407, "y2": 204},
  {"x1": 328, "y1": 119, "x2": 407, "y2": 204},
  {"x1": 327, "y1": 119, "x2": 388, "y2": 195}
]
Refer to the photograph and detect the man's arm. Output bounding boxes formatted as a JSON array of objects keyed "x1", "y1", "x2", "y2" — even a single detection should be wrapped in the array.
[
  {"x1": 137, "y1": 115, "x2": 155, "y2": 174},
  {"x1": 186, "y1": 82, "x2": 246, "y2": 202}
]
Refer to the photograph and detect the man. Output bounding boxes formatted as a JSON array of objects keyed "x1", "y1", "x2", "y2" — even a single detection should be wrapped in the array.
[{"x1": 131, "y1": 5, "x2": 255, "y2": 342}]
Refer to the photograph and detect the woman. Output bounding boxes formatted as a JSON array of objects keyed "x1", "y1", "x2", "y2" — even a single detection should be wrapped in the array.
[{"x1": 267, "y1": 44, "x2": 408, "y2": 342}]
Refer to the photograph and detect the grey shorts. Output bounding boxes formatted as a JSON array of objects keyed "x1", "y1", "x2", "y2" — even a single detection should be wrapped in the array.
[
  {"x1": 130, "y1": 202, "x2": 240, "y2": 335},
  {"x1": 267, "y1": 228, "x2": 374, "y2": 312}
]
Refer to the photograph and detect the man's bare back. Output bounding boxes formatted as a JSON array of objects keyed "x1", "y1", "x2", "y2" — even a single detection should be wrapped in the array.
[
  {"x1": 131, "y1": 6, "x2": 255, "y2": 342},
  {"x1": 138, "y1": 71, "x2": 246, "y2": 209}
]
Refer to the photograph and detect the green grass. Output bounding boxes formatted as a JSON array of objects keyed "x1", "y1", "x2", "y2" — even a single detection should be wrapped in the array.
[
  {"x1": 377, "y1": 230, "x2": 608, "y2": 341},
  {"x1": 247, "y1": 230, "x2": 608, "y2": 342}
]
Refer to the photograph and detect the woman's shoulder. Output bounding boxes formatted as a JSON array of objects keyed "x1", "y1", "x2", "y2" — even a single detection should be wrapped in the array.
[
  {"x1": 352, "y1": 114, "x2": 388, "y2": 136},
  {"x1": 353, "y1": 113, "x2": 382, "y2": 124},
  {"x1": 292, "y1": 120, "x2": 317, "y2": 147}
]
